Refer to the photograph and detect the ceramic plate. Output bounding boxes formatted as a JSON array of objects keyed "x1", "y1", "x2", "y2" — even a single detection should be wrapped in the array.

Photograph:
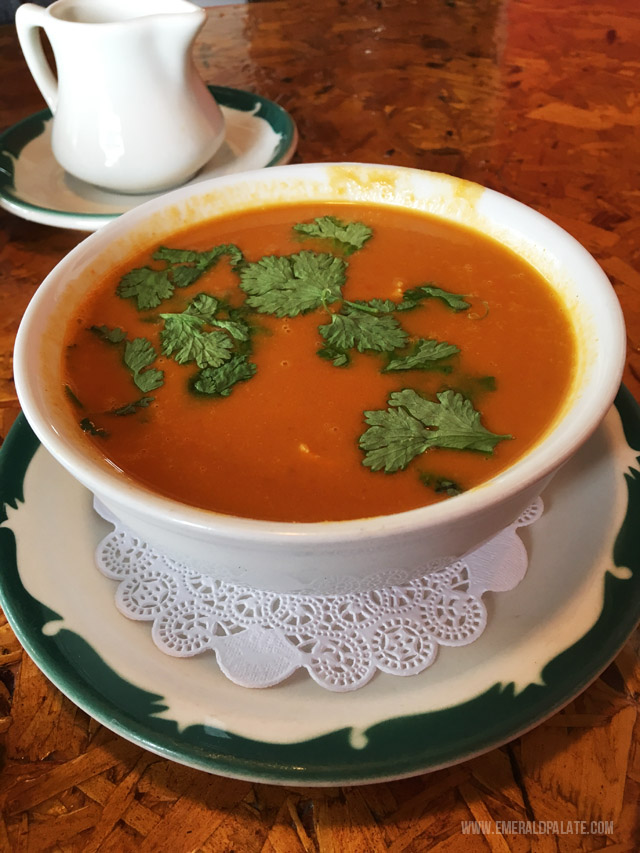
[
  {"x1": 1, "y1": 389, "x2": 639, "y2": 785},
  {"x1": 0, "y1": 86, "x2": 298, "y2": 231}
]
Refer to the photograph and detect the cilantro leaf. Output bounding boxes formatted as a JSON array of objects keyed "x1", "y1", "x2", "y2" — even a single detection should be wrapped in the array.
[
  {"x1": 153, "y1": 247, "x2": 214, "y2": 265},
  {"x1": 356, "y1": 298, "x2": 397, "y2": 314},
  {"x1": 64, "y1": 385, "x2": 84, "y2": 409},
  {"x1": 419, "y1": 472, "x2": 463, "y2": 496},
  {"x1": 209, "y1": 317, "x2": 251, "y2": 342},
  {"x1": 192, "y1": 355, "x2": 257, "y2": 397},
  {"x1": 477, "y1": 375, "x2": 497, "y2": 392},
  {"x1": 360, "y1": 389, "x2": 510, "y2": 472},
  {"x1": 123, "y1": 338, "x2": 164, "y2": 392},
  {"x1": 317, "y1": 340, "x2": 352, "y2": 367},
  {"x1": 359, "y1": 406, "x2": 434, "y2": 472},
  {"x1": 123, "y1": 337, "x2": 156, "y2": 372},
  {"x1": 435, "y1": 479, "x2": 462, "y2": 496},
  {"x1": 397, "y1": 284, "x2": 470, "y2": 312},
  {"x1": 239, "y1": 252, "x2": 346, "y2": 317},
  {"x1": 160, "y1": 293, "x2": 246, "y2": 368},
  {"x1": 181, "y1": 293, "x2": 220, "y2": 323},
  {"x1": 153, "y1": 243, "x2": 244, "y2": 271},
  {"x1": 184, "y1": 295, "x2": 252, "y2": 342},
  {"x1": 293, "y1": 216, "x2": 373, "y2": 255},
  {"x1": 220, "y1": 245, "x2": 245, "y2": 269},
  {"x1": 117, "y1": 245, "x2": 244, "y2": 310},
  {"x1": 383, "y1": 338, "x2": 460, "y2": 372},
  {"x1": 80, "y1": 418, "x2": 108, "y2": 437},
  {"x1": 90, "y1": 327, "x2": 163, "y2": 392},
  {"x1": 111, "y1": 396, "x2": 155, "y2": 416},
  {"x1": 446, "y1": 374, "x2": 497, "y2": 403},
  {"x1": 153, "y1": 244, "x2": 244, "y2": 289},
  {"x1": 391, "y1": 389, "x2": 511, "y2": 452},
  {"x1": 117, "y1": 268, "x2": 174, "y2": 310},
  {"x1": 90, "y1": 325, "x2": 127, "y2": 344},
  {"x1": 318, "y1": 301, "x2": 408, "y2": 366},
  {"x1": 169, "y1": 266, "x2": 207, "y2": 290},
  {"x1": 132, "y1": 369, "x2": 164, "y2": 394},
  {"x1": 161, "y1": 318, "x2": 234, "y2": 368}
]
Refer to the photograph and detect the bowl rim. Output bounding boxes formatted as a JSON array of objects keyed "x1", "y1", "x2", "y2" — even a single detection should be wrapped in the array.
[{"x1": 13, "y1": 161, "x2": 627, "y2": 545}]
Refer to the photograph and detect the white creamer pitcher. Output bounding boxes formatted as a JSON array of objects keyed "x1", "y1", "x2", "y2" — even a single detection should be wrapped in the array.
[{"x1": 16, "y1": 0, "x2": 226, "y2": 194}]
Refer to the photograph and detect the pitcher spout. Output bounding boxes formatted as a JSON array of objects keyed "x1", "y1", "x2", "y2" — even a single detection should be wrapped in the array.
[{"x1": 149, "y1": 0, "x2": 206, "y2": 51}]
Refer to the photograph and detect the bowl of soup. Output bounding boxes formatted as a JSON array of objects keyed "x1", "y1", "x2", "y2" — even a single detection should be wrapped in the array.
[{"x1": 13, "y1": 163, "x2": 625, "y2": 592}]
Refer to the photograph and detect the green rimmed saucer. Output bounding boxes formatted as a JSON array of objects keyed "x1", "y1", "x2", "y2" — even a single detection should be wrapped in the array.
[
  {"x1": 0, "y1": 85, "x2": 298, "y2": 232},
  {"x1": 0, "y1": 388, "x2": 639, "y2": 785}
]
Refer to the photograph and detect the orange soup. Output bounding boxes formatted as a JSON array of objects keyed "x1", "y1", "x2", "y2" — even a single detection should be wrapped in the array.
[{"x1": 63, "y1": 203, "x2": 576, "y2": 522}]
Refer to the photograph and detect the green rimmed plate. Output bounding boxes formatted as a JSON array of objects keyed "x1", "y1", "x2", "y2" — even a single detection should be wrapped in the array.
[
  {"x1": 0, "y1": 388, "x2": 639, "y2": 785},
  {"x1": 0, "y1": 85, "x2": 298, "y2": 232}
]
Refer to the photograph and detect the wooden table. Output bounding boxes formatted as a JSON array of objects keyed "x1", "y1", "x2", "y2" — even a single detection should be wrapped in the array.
[{"x1": 1, "y1": 0, "x2": 639, "y2": 849}]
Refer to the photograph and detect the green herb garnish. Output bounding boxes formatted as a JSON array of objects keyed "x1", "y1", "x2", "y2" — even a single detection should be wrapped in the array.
[
  {"x1": 478, "y1": 375, "x2": 497, "y2": 391},
  {"x1": 318, "y1": 300, "x2": 408, "y2": 366},
  {"x1": 360, "y1": 389, "x2": 511, "y2": 472},
  {"x1": 153, "y1": 244, "x2": 243, "y2": 289},
  {"x1": 160, "y1": 314, "x2": 232, "y2": 370},
  {"x1": 207, "y1": 314, "x2": 252, "y2": 342},
  {"x1": 293, "y1": 216, "x2": 373, "y2": 255},
  {"x1": 419, "y1": 472, "x2": 464, "y2": 496},
  {"x1": 90, "y1": 326, "x2": 164, "y2": 392},
  {"x1": 383, "y1": 338, "x2": 460, "y2": 373},
  {"x1": 397, "y1": 284, "x2": 470, "y2": 312},
  {"x1": 192, "y1": 355, "x2": 257, "y2": 397},
  {"x1": 111, "y1": 397, "x2": 155, "y2": 416},
  {"x1": 117, "y1": 244, "x2": 243, "y2": 309},
  {"x1": 90, "y1": 325, "x2": 127, "y2": 344},
  {"x1": 64, "y1": 384, "x2": 84, "y2": 409},
  {"x1": 446, "y1": 374, "x2": 498, "y2": 403},
  {"x1": 79, "y1": 418, "x2": 107, "y2": 437},
  {"x1": 239, "y1": 252, "x2": 346, "y2": 317},
  {"x1": 159, "y1": 292, "x2": 253, "y2": 369},
  {"x1": 116, "y1": 269, "x2": 175, "y2": 311},
  {"x1": 123, "y1": 338, "x2": 164, "y2": 393}
]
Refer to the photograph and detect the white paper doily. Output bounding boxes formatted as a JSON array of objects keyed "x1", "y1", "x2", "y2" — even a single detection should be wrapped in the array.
[{"x1": 94, "y1": 499, "x2": 543, "y2": 692}]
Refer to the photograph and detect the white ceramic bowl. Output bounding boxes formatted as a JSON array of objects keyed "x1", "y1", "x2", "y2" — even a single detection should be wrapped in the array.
[{"x1": 13, "y1": 163, "x2": 626, "y2": 592}]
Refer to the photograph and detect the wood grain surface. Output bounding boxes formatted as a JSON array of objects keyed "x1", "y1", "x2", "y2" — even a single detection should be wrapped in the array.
[{"x1": 0, "y1": 0, "x2": 639, "y2": 850}]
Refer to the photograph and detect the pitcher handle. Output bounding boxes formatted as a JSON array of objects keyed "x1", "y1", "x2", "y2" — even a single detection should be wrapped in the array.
[{"x1": 15, "y1": 4, "x2": 58, "y2": 114}]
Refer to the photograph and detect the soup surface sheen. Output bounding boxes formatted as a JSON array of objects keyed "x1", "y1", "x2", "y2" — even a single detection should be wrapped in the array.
[{"x1": 64, "y1": 203, "x2": 576, "y2": 522}]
